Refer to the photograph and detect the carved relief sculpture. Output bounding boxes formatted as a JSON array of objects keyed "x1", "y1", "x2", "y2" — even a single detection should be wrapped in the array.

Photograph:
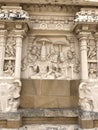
[
  {"x1": 4, "y1": 37, "x2": 16, "y2": 76},
  {"x1": 22, "y1": 37, "x2": 80, "y2": 80},
  {"x1": 0, "y1": 80, "x2": 21, "y2": 112},
  {"x1": 79, "y1": 81, "x2": 98, "y2": 112}
]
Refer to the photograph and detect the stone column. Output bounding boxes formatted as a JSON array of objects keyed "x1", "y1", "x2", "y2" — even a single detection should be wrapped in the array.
[
  {"x1": 94, "y1": 32, "x2": 98, "y2": 77},
  {"x1": 78, "y1": 32, "x2": 89, "y2": 80},
  {"x1": 14, "y1": 30, "x2": 25, "y2": 79},
  {"x1": 0, "y1": 30, "x2": 7, "y2": 76}
]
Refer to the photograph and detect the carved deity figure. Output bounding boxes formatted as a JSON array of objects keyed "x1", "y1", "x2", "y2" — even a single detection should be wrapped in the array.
[
  {"x1": 87, "y1": 45, "x2": 96, "y2": 60},
  {"x1": 0, "y1": 80, "x2": 21, "y2": 112},
  {"x1": 88, "y1": 63, "x2": 97, "y2": 79},
  {"x1": 22, "y1": 38, "x2": 80, "y2": 80},
  {"x1": 4, "y1": 60, "x2": 15, "y2": 76},
  {"x1": 5, "y1": 37, "x2": 16, "y2": 57}
]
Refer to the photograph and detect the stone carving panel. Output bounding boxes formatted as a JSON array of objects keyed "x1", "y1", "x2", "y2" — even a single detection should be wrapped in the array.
[
  {"x1": 22, "y1": 37, "x2": 80, "y2": 79},
  {"x1": 0, "y1": 80, "x2": 21, "y2": 112},
  {"x1": 3, "y1": 37, "x2": 16, "y2": 77},
  {"x1": 87, "y1": 38, "x2": 98, "y2": 79},
  {"x1": 5, "y1": 37, "x2": 16, "y2": 58},
  {"x1": 79, "y1": 80, "x2": 98, "y2": 112}
]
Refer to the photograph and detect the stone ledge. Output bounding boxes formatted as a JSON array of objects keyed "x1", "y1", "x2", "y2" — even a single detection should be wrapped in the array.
[
  {"x1": 0, "y1": 108, "x2": 78, "y2": 128},
  {"x1": 0, "y1": 108, "x2": 78, "y2": 119}
]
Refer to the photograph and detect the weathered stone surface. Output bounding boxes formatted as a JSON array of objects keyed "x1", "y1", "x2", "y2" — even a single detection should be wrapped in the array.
[{"x1": 0, "y1": 1, "x2": 98, "y2": 130}]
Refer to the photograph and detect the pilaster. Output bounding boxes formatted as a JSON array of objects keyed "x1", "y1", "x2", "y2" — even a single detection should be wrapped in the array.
[
  {"x1": 0, "y1": 29, "x2": 7, "y2": 76},
  {"x1": 14, "y1": 30, "x2": 26, "y2": 79}
]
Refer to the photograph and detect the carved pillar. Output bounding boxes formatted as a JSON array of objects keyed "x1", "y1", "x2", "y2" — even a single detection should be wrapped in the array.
[
  {"x1": 78, "y1": 32, "x2": 89, "y2": 80},
  {"x1": 94, "y1": 32, "x2": 98, "y2": 76},
  {"x1": 14, "y1": 30, "x2": 25, "y2": 79},
  {"x1": 0, "y1": 30, "x2": 7, "y2": 76}
]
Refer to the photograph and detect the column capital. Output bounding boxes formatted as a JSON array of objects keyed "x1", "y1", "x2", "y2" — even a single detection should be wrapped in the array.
[
  {"x1": 78, "y1": 32, "x2": 91, "y2": 41},
  {"x1": 13, "y1": 30, "x2": 26, "y2": 38}
]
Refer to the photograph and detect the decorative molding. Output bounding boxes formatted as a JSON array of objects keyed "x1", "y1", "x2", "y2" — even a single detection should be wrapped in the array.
[
  {"x1": 0, "y1": 124, "x2": 78, "y2": 130},
  {"x1": 29, "y1": 15, "x2": 74, "y2": 31},
  {"x1": 24, "y1": 5, "x2": 79, "y2": 13}
]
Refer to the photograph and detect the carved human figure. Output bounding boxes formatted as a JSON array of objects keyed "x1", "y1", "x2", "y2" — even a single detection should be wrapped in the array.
[
  {"x1": 30, "y1": 64, "x2": 40, "y2": 79},
  {"x1": 87, "y1": 45, "x2": 96, "y2": 60},
  {"x1": 5, "y1": 37, "x2": 16, "y2": 57},
  {"x1": 4, "y1": 60, "x2": 15, "y2": 76},
  {"x1": 28, "y1": 45, "x2": 39, "y2": 63},
  {"x1": 8, "y1": 80, "x2": 21, "y2": 112},
  {"x1": 88, "y1": 63, "x2": 97, "y2": 78},
  {"x1": 22, "y1": 45, "x2": 39, "y2": 71}
]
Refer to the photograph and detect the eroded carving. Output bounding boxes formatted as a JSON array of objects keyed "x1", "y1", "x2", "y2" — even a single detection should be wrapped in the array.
[
  {"x1": 5, "y1": 37, "x2": 16, "y2": 58},
  {"x1": 79, "y1": 81, "x2": 98, "y2": 112},
  {"x1": 88, "y1": 63, "x2": 97, "y2": 79},
  {"x1": 0, "y1": 80, "x2": 21, "y2": 112},
  {"x1": 3, "y1": 60, "x2": 15, "y2": 76}
]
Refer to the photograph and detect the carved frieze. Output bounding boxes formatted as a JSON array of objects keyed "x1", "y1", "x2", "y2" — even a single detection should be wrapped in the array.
[
  {"x1": 22, "y1": 36, "x2": 80, "y2": 80},
  {"x1": 29, "y1": 15, "x2": 74, "y2": 31}
]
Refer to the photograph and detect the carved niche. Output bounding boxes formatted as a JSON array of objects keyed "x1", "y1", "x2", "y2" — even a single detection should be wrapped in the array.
[{"x1": 22, "y1": 36, "x2": 80, "y2": 80}]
